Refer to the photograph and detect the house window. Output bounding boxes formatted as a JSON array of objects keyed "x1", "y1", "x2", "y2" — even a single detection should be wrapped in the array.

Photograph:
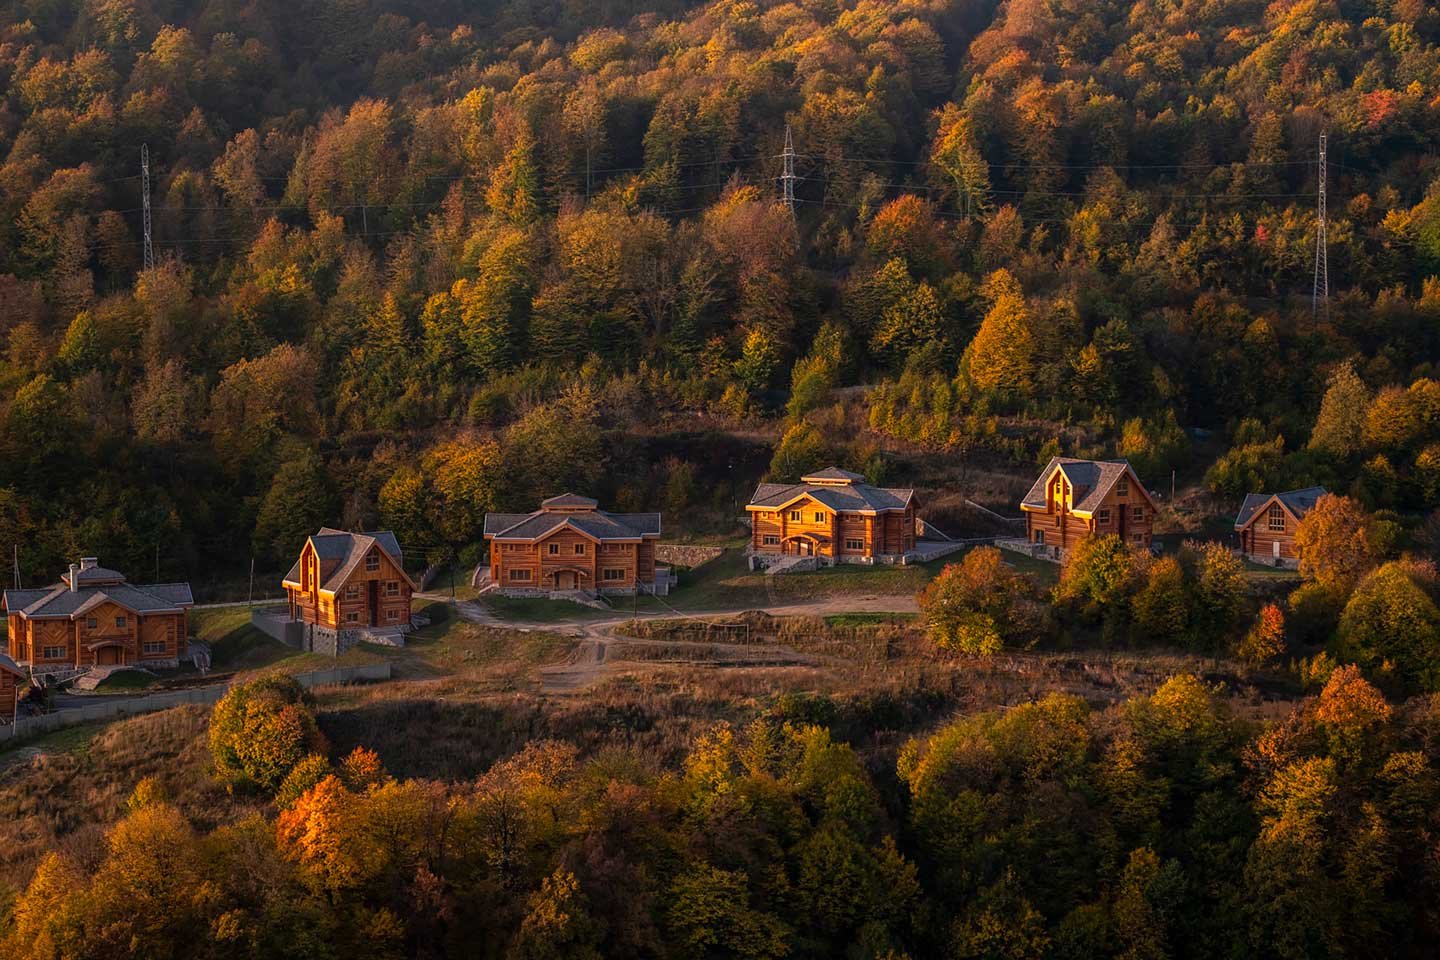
[
  {"x1": 386, "y1": 609, "x2": 400, "y2": 622},
  {"x1": 548, "y1": 543, "x2": 560, "y2": 556},
  {"x1": 142, "y1": 641, "x2": 166, "y2": 656},
  {"x1": 115, "y1": 615, "x2": 127, "y2": 629},
  {"x1": 574, "y1": 543, "x2": 586, "y2": 555},
  {"x1": 1268, "y1": 504, "x2": 1285, "y2": 531},
  {"x1": 345, "y1": 584, "x2": 359, "y2": 599},
  {"x1": 790, "y1": 510, "x2": 802, "y2": 522},
  {"x1": 1117, "y1": 477, "x2": 1129, "y2": 497},
  {"x1": 42, "y1": 645, "x2": 66, "y2": 659},
  {"x1": 86, "y1": 617, "x2": 97, "y2": 629},
  {"x1": 1132, "y1": 533, "x2": 1145, "y2": 543},
  {"x1": 1097, "y1": 509, "x2": 1110, "y2": 524},
  {"x1": 603, "y1": 568, "x2": 625, "y2": 581},
  {"x1": 385, "y1": 581, "x2": 399, "y2": 596},
  {"x1": 366, "y1": 552, "x2": 380, "y2": 571},
  {"x1": 346, "y1": 611, "x2": 359, "y2": 623},
  {"x1": 510, "y1": 569, "x2": 532, "y2": 582},
  {"x1": 1132, "y1": 505, "x2": 1145, "y2": 521},
  {"x1": 762, "y1": 535, "x2": 780, "y2": 546},
  {"x1": 845, "y1": 538, "x2": 864, "y2": 551},
  {"x1": 813, "y1": 511, "x2": 825, "y2": 523}
]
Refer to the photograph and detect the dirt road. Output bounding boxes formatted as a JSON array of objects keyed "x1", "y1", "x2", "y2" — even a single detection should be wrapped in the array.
[{"x1": 447, "y1": 594, "x2": 922, "y2": 693}]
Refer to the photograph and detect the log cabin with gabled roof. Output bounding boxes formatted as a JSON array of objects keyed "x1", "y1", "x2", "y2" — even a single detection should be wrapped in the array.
[
  {"x1": 745, "y1": 467, "x2": 920, "y2": 566},
  {"x1": 483, "y1": 495, "x2": 667, "y2": 597},
  {"x1": 1233, "y1": 486, "x2": 1326, "y2": 568},
  {"x1": 3, "y1": 558, "x2": 194, "y2": 675},
  {"x1": 0, "y1": 652, "x2": 22, "y2": 723},
  {"x1": 282, "y1": 528, "x2": 417, "y2": 634},
  {"x1": 1019, "y1": 458, "x2": 1158, "y2": 559}
]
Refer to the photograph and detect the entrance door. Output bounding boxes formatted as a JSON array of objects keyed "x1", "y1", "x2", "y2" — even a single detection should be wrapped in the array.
[
  {"x1": 96, "y1": 646, "x2": 119, "y2": 666},
  {"x1": 1273, "y1": 540, "x2": 1281, "y2": 561},
  {"x1": 556, "y1": 571, "x2": 576, "y2": 590},
  {"x1": 367, "y1": 580, "x2": 379, "y2": 625},
  {"x1": 1034, "y1": 529, "x2": 1046, "y2": 545}
]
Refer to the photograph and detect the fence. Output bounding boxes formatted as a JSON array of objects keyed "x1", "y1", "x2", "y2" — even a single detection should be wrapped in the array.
[{"x1": 0, "y1": 662, "x2": 392, "y2": 745}]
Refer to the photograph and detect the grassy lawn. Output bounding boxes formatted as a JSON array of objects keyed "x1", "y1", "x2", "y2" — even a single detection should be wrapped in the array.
[
  {"x1": 94, "y1": 670, "x2": 160, "y2": 692},
  {"x1": 479, "y1": 595, "x2": 613, "y2": 623},
  {"x1": 474, "y1": 545, "x2": 1064, "y2": 622},
  {"x1": 188, "y1": 605, "x2": 384, "y2": 676}
]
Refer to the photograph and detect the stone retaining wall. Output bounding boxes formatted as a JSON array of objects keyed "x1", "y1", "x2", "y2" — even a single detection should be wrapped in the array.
[{"x1": 653, "y1": 544, "x2": 726, "y2": 569}]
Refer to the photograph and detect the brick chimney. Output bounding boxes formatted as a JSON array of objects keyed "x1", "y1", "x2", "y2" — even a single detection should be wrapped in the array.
[{"x1": 68, "y1": 563, "x2": 79, "y2": 592}]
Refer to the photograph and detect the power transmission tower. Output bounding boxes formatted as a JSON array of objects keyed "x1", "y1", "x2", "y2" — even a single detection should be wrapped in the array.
[
  {"x1": 781, "y1": 125, "x2": 797, "y2": 213},
  {"x1": 141, "y1": 143, "x2": 154, "y2": 271},
  {"x1": 1312, "y1": 131, "x2": 1328, "y2": 319}
]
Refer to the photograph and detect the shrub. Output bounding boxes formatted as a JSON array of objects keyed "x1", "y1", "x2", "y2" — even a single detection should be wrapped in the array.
[{"x1": 210, "y1": 675, "x2": 326, "y2": 792}]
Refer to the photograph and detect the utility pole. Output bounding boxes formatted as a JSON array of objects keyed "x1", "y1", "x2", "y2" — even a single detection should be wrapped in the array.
[
  {"x1": 1312, "y1": 131, "x2": 1328, "y2": 319},
  {"x1": 12, "y1": 545, "x2": 19, "y2": 590},
  {"x1": 141, "y1": 144, "x2": 154, "y2": 272},
  {"x1": 248, "y1": 556, "x2": 255, "y2": 606},
  {"x1": 781, "y1": 125, "x2": 797, "y2": 214}
]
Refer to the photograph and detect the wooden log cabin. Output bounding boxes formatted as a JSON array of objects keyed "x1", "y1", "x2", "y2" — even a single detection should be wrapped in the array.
[
  {"x1": 1234, "y1": 486, "x2": 1326, "y2": 568},
  {"x1": 0, "y1": 653, "x2": 21, "y2": 723},
  {"x1": 1020, "y1": 458, "x2": 1157, "y2": 558},
  {"x1": 484, "y1": 495, "x2": 666, "y2": 597},
  {"x1": 745, "y1": 467, "x2": 919, "y2": 565},
  {"x1": 3, "y1": 558, "x2": 194, "y2": 675},
  {"x1": 282, "y1": 529, "x2": 417, "y2": 631}
]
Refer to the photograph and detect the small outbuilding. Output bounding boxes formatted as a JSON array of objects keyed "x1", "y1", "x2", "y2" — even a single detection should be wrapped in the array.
[{"x1": 1233, "y1": 486, "x2": 1326, "y2": 568}]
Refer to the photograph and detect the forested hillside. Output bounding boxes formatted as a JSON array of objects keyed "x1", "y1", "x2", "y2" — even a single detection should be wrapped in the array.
[{"x1": 2, "y1": 0, "x2": 1439, "y2": 583}]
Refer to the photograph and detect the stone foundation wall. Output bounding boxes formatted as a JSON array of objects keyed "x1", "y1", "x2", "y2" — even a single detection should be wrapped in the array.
[{"x1": 654, "y1": 544, "x2": 725, "y2": 569}]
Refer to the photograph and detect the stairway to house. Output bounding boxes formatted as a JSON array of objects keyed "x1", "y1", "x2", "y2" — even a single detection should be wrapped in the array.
[
  {"x1": 764, "y1": 555, "x2": 819, "y2": 576},
  {"x1": 72, "y1": 665, "x2": 151, "y2": 691}
]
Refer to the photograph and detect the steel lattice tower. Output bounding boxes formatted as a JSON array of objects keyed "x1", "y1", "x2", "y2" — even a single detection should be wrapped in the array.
[
  {"x1": 141, "y1": 144, "x2": 154, "y2": 272},
  {"x1": 781, "y1": 126, "x2": 796, "y2": 213},
  {"x1": 1313, "y1": 132, "x2": 1328, "y2": 318}
]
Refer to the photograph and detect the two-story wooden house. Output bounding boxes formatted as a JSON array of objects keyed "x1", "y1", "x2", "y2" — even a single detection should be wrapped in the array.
[
  {"x1": 3, "y1": 558, "x2": 194, "y2": 674},
  {"x1": 1233, "y1": 486, "x2": 1326, "y2": 567},
  {"x1": 282, "y1": 529, "x2": 417, "y2": 631},
  {"x1": 745, "y1": 467, "x2": 919, "y2": 566},
  {"x1": 484, "y1": 495, "x2": 665, "y2": 597},
  {"x1": 1020, "y1": 458, "x2": 1157, "y2": 558},
  {"x1": 0, "y1": 653, "x2": 22, "y2": 723}
]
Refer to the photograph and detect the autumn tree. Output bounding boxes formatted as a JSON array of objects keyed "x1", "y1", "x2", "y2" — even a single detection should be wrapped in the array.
[
  {"x1": 964, "y1": 269, "x2": 1034, "y2": 396},
  {"x1": 1309, "y1": 360, "x2": 1370, "y2": 459},
  {"x1": 917, "y1": 546, "x2": 1039, "y2": 655},
  {"x1": 1295, "y1": 494, "x2": 1380, "y2": 593}
]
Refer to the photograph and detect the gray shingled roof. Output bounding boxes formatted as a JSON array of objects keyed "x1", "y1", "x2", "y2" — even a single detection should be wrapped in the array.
[
  {"x1": 485, "y1": 505, "x2": 662, "y2": 541},
  {"x1": 541, "y1": 493, "x2": 599, "y2": 509},
  {"x1": 1234, "y1": 486, "x2": 1327, "y2": 530},
  {"x1": 747, "y1": 472, "x2": 915, "y2": 513},
  {"x1": 4, "y1": 579, "x2": 194, "y2": 620},
  {"x1": 1021, "y1": 458, "x2": 1144, "y2": 514},
  {"x1": 0, "y1": 651, "x2": 22, "y2": 677},
  {"x1": 66, "y1": 564, "x2": 126, "y2": 586},
  {"x1": 802, "y1": 467, "x2": 865, "y2": 483},
  {"x1": 282, "y1": 529, "x2": 410, "y2": 591}
]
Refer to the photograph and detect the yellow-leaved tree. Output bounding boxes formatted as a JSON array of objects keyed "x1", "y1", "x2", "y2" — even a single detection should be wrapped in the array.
[{"x1": 963, "y1": 269, "x2": 1033, "y2": 396}]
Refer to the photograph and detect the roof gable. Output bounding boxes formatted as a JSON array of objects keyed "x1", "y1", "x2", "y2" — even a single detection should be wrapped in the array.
[
  {"x1": 485, "y1": 503, "x2": 662, "y2": 541},
  {"x1": 1021, "y1": 458, "x2": 1155, "y2": 515},
  {"x1": 1234, "y1": 486, "x2": 1327, "y2": 531},
  {"x1": 746, "y1": 478, "x2": 914, "y2": 514}
]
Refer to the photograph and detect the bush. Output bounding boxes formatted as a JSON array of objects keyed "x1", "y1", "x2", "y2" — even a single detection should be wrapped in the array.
[{"x1": 210, "y1": 675, "x2": 327, "y2": 793}]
